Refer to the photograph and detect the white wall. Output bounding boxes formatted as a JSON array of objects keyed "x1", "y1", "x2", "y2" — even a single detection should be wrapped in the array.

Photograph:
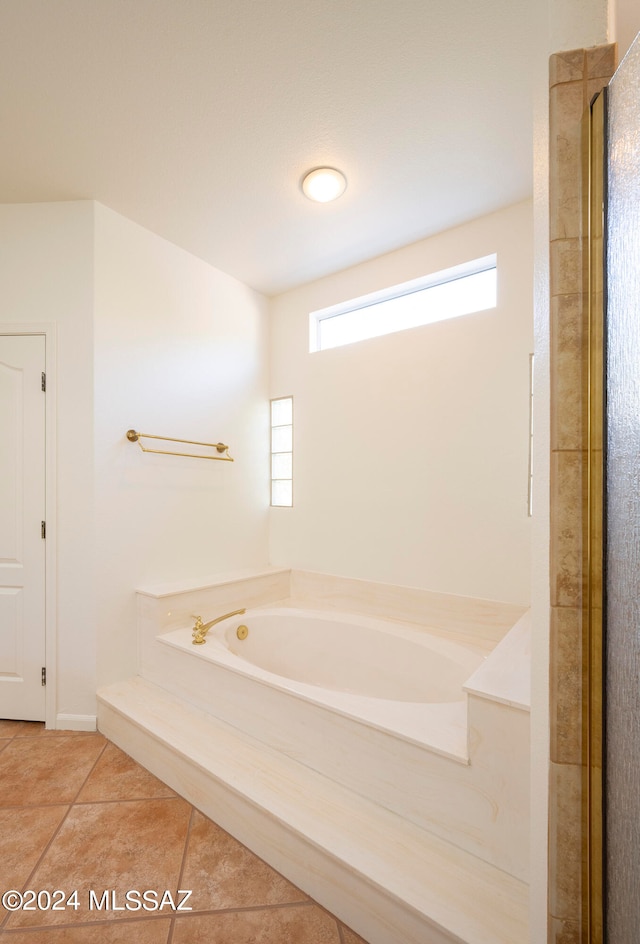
[
  {"x1": 93, "y1": 204, "x2": 270, "y2": 688},
  {"x1": 0, "y1": 201, "x2": 96, "y2": 720},
  {"x1": 549, "y1": 0, "x2": 609, "y2": 50},
  {"x1": 269, "y1": 201, "x2": 533, "y2": 605},
  {"x1": 612, "y1": 0, "x2": 640, "y2": 60},
  {"x1": 0, "y1": 200, "x2": 271, "y2": 721}
]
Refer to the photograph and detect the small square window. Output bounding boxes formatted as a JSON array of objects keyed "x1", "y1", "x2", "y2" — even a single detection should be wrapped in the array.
[
  {"x1": 272, "y1": 452, "x2": 292, "y2": 479},
  {"x1": 272, "y1": 425, "x2": 292, "y2": 453},
  {"x1": 271, "y1": 397, "x2": 293, "y2": 426},
  {"x1": 271, "y1": 479, "x2": 293, "y2": 507}
]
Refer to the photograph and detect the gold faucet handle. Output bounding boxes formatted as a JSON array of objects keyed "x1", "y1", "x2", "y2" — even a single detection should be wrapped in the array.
[{"x1": 191, "y1": 615, "x2": 206, "y2": 645}]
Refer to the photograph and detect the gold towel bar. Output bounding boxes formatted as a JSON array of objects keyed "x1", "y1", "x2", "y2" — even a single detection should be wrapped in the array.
[{"x1": 126, "y1": 429, "x2": 233, "y2": 461}]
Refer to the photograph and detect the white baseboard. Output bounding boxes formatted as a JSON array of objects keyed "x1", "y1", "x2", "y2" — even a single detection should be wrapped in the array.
[{"x1": 55, "y1": 713, "x2": 97, "y2": 732}]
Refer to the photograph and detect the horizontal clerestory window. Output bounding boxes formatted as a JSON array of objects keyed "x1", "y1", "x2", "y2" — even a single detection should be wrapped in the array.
[{"x1": 309, "y1": 254, "x2": 497, "y2": 352}]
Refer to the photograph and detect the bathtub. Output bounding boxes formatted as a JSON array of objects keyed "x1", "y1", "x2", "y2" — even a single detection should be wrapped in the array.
[
  {"x1": 123, "y1": 576, "x2": 530, "y2": 895},
  {"x1": 158, "y1": 606, "x2": 486, "y2": 761},
  {"x1": 99, "y1": 574, "x2": 530, "y2": 942}
]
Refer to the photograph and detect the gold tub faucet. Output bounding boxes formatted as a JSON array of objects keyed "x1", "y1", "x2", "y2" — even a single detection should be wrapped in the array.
[{"x1": 191, "y1": 608, "x2": 246, "y2": 645}]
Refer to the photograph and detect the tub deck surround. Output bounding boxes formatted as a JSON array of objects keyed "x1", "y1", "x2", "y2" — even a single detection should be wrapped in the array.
[
  {"x1": 156, "y1": 615, "x2": 471, "y2": 761},
  {"x1": 135, "y1": 566, "x2": 292, "y2": 601},
  {"x1": 135, "y1": 567, "x2": 292, "y2": 669},
  {"x1": 463, "y1": 610, "x2": 531, "y2": 710},
  {"x1": 289, "y1": 569, "x2": 528, "y2": 648},
  {"x1": 106, "y1": 569, "x2": 531, "y2": 944},
  {"x1": 97, "y1": 677, "x2": 529, "y2": 944},
  {"x1": 135, "y1": 566, "x2": 527, "y2": 651}
]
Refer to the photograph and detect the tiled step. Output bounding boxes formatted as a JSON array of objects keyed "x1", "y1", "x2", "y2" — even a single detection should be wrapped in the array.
[{"x1": 97, "y1": 676, "x2": 528, "y2": 944}]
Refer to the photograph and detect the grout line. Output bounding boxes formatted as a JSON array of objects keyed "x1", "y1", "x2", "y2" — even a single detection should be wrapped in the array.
[
  {"x1": 11, "y1": 727, "x2": 101, "y2": 740},
  {"x1": 69, "y1": 735, "x2": 110, "y2": 805},
  {"x1": 0, "y1": 914, "x2": 175, "y2": 935},
  {"x1": 13, "y1": 732, "x2": 97, "y2": 738},
  {"x1": 72, "y1": 792, "x2": 178, "y2": 807},
  {"x1": 0, "y1": 900, "x2": 321, "y2": 937},
  {"x1": 0, "y1": 808, "x2": 74, "y2": 934},
  {"x1": 10, "y1": 804, "x2": 73, "y2": 915},
  {"x1": 174, "y1": 900, "x2": 318, "y2": 918},
  {"x1": 0, "y1": 801, "x2": 86, "y2": 812},
  {"x1": 0, "y1": 725, "x2": 28, "y2": 741},
  {"x1": 315, "y1": 901, "x2": 350, "y2": 943},
  {"x1": 1, "y1": 735, "x2": 112, "y2": 931},
  {"x1": 166, "y1": 806, "x2": 196, "y2": 944}
]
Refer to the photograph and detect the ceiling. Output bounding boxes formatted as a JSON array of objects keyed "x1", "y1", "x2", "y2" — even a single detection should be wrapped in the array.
[{"x1": 0, "y1": 1, "x2": 537, "y2": 296}]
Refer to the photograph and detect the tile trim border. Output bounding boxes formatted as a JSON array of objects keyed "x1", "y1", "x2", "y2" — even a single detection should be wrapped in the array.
[{"x1": 547, "y1": 42, "x2": 616, "y2": 943}]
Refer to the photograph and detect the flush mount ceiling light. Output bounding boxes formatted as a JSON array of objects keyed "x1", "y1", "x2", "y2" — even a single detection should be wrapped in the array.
[{"x1": 301, "y1": 167, "x2": 347, "y2": 203}]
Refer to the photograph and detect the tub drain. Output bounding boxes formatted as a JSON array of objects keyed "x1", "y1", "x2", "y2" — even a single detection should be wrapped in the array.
[{"x1": 236, "y1": 624, "x2": 249, "y2": 640}]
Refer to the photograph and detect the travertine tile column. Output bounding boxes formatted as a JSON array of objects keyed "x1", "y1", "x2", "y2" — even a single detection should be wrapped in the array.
[{"x1": 548, "y1": 44, "x2": 615, "y2": 944}]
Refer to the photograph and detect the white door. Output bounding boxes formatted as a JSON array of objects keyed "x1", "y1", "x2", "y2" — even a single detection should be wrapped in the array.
[{"x1": 0, "y1": 335, "x2": 46, "y2": 720}]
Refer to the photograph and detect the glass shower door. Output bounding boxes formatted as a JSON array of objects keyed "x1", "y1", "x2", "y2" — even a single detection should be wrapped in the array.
[{"x1": 605, "y1": 29, "x2": 640, "y2": 944}]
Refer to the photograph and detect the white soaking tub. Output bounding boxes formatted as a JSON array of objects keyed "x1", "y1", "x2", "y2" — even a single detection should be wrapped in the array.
[
  {"x1": 209, "y1": 607, "x2": 481, "y2": 702},
  {"x1": 158, "y1": 606, "x2": 485, "y2": 760},
  {"x1": 98, "y1": 572, "x2": 531, "y2": 944}
]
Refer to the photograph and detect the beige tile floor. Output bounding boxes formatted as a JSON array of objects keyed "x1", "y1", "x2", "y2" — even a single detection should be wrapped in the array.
[{"x1": 0, "y1": 721, "x2": 369, "y2": 943}]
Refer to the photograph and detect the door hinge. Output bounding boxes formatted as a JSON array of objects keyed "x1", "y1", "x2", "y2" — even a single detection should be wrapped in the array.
[
  {"x1": 41, "y1": 667, "x2": 46, "y2": 686},
  {"x1": 41, "y1": 521, "x2": 46, "y2": 539},
  {"x1": 41, "y1": 372, "x2": 46, "y2": 392}
]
